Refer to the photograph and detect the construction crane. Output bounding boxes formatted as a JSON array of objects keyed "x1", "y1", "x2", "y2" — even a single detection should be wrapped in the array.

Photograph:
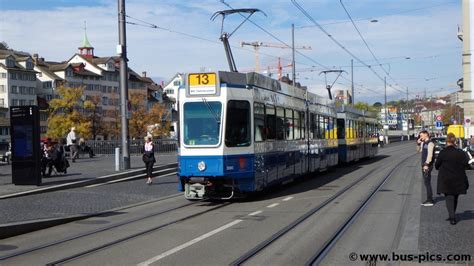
[
  {"x1": 264, "y1": 57, "x2": 293, "y2": 81},
  {"x1": 240, "y1": 41, "x2": 312, "y2": 73}
]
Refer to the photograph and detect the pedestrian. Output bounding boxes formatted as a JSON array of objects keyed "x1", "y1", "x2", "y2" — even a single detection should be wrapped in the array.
[
  {"x1": 378, "y1": 134, "x2": 384, "y2": 148},
  {"x1": 41, "y1": 139, "x2": 54, "y2": 177},
  {"x1": 469, "y1": 135, "x2": 474, "y2": 145},
  {"x1": 435, "y1": 133, "x2": 470, "y2": 225},
  {"x1": 416, "y1": 130, "x2": 435, "y2": 206},
  {"x1": 143, "y1": 136, "x2": 156, "y2": 185},
  {"x1": 66, "y1": 127, "x2": 78, "y2": 162}
]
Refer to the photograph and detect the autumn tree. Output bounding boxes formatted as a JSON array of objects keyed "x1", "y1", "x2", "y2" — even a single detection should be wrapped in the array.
[
  {"x1": 128, "y1": 92, "x2": 170, "y2": 139},
  {"x1": 101, "y1": 90, "x2": 121, "y2": 140},
  {"x1": 441, "y1": 104, "x2": 463, "y2": 125},
  {"x1": 83, "y1": 94, "x2": 104, "y2": 140},
  {"x1": 46, "y1": 86, "x2": 94, "y2": 139}
]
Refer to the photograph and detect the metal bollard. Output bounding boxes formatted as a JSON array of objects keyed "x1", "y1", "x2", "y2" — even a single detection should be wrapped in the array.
[{"x1": 115, "y1": 147, "x2": 120, "y2": 171}]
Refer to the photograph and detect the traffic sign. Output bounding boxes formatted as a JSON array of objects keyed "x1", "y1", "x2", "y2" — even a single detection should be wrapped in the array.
[
  {"x1": 435, "y1": 121, "x2": 443, "y2": 129},
  {"x1": 436, "y1": 115, "x2": 442, "y2": 121},
  {"x1": 465, "y1": 117, "x2": 471, "y2": 126}
]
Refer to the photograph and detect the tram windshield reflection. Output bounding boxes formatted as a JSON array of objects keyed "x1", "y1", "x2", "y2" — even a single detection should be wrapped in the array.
[{"x1": 183, "y1": 102, "x2": 222, "y2": 145}]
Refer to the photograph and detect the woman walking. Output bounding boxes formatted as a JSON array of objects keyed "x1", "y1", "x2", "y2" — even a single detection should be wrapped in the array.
[
  {"x1": 435, "y1": 133, "x2": 470, "y2": 225},
  {"x1": 143, "y1": 136, "x2": 156, "y2": 185}
]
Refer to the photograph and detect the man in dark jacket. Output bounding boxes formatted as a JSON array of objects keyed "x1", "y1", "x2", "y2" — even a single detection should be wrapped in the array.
[
  {"x1": 416, "y1": 130, "x2": 435, "y2": 206},
  {"x1": 435, "y1": 133, "x2": 470, "y2": 225}
]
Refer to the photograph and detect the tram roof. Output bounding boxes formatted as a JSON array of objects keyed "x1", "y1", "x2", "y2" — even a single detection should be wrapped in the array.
[
  {"x1": 218, "y1": 71, "x2": 333, "y2": 106},
  {"x1": 337, "y1": 105, "x2": 377, "y2": 118}
]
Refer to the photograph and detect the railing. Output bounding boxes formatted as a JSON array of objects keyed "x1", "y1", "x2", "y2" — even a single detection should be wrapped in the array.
[{"x1": 85, "y1": 140, "x2": 178, "y2": 155}]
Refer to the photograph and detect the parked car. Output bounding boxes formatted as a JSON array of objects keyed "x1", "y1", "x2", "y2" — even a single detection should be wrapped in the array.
[{"x1": 431, "y1": 137, "x2": 446, "y2": 158}]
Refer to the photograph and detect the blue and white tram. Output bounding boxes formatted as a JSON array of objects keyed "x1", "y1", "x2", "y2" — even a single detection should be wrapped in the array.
[
  {"x1": 336, "y1": 105, "x2": 378, "y2": 163},
  {"x1": 178, "y1": 71, "x2": 337, "y2": 199}
]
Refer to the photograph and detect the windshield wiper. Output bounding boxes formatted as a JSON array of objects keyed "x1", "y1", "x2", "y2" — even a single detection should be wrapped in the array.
[{"x1": 202, "y1": 98, "x2": 220, "y2": 124}]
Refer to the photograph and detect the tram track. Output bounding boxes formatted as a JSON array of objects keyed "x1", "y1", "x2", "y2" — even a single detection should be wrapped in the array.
[
  {"x1": 0, "y1": 193, "x2": 217, "y2": 261},
  {"x1": 44, "y1": 201, "x2": 232, "y2": 266},
  {"x1": 230, "y1": 151, "x2": 417, "y2": 265},
  {"x1": 306, "y1": 153, "x2": 417, "y2": 265},
  {"x1": 1, "y1": 143, "x2": 414, "y2": 264}
]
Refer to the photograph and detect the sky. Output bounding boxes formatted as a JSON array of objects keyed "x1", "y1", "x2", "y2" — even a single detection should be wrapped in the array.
[{"x1": 0, "y1": 0, "x2": 462, "y2": 103}]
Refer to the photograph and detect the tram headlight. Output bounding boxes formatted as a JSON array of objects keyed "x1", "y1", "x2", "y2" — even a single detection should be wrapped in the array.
[{"x1": 198, "y1": 161, "x2": 206, "y2": 172}]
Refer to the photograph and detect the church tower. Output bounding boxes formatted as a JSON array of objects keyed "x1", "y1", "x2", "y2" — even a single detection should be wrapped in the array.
[{"x1": 78, "y1": 21, "x2": 94, "y2": 58}]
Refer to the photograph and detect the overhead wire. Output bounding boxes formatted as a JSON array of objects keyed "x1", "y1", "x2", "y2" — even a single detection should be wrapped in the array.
[
  {"x1": 298, "y1": 0, "x2": 457, "y2": 29},
  {"x1": 292, "y1": 0, "x2": 407, "y2": 95},
  {"x1": 125, "y1": 14, "x2": 322, "y2": 77},
  {"x1": 339, "y1": 0, "x2": 399, "y2": 86},
  {"x1": 219, "y1": 0, "x2": 383, "y2": 97}
]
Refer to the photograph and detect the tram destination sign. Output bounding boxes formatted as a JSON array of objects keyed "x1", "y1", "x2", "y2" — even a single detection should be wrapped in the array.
[{"x1": 188, "y1": 73, "x2": 217, "y2": 95}]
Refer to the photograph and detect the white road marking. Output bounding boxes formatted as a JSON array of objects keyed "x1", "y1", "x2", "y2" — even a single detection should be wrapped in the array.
[
  {"x1": 282, "y1": 196, "x2": 293, "y2": 201},
  {"x1": 137, "y1": 219, "x2": 243, "y2": 265},
  {"x1": 248, "y1": 210, "x2": 263, "y2": 216},
  {"x1": 266, "y1": 203, "x2": 280, "y2": 208}
]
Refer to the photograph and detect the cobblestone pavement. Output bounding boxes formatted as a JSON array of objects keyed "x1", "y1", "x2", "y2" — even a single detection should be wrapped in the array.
[
  {"x1": 0, "y1": 173, "x2": 180, "y2": 224},
  {"x1": 0, "y1": 152, "x2": 177, "y2": 196},
  {"x1": 419, "y1": 168, "x2": 474, "y2": 257}
]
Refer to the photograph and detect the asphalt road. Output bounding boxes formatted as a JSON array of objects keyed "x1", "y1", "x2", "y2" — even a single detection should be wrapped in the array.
[{"x1": 0, "y1": 142, "x2": 472, "y2": 265}]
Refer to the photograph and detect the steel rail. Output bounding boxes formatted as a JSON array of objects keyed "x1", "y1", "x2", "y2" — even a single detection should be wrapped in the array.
[
  {"x1": 45, "y1": 202, "x2": 231, "y2": 265},
  {"x1": 306, "y1": 153, "x2": 416, "y2": 265},
  {"x1": 0, "y1": 193, "x2": 190, "y2": 261},
  {"x1": 231, "y1": 152, "x2": 415, "y2": 265}
]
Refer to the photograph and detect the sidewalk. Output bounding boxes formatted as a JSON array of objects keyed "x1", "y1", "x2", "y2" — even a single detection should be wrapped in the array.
[{"x1": 0, "y1": 152, "x2": 177, "y2": 197}]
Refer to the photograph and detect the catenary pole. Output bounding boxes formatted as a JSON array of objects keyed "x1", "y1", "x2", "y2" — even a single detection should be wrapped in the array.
[
  {"x1": 384, "y1": 77, "x2": 387, "y2": 127},
  {"x1": 351, "y1": 59, "x2": 354, "y2": 105},
  {"x1": 118, "y1": 0, "x2": 130, "y2": 169},
  {"x1": 292, "y1": 23, "x2": 296, "y2": 86}
]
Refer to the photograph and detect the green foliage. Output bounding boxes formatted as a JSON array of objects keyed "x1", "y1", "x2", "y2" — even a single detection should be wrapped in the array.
[
  {"x1": 46, "y1": 86, "x2": 92, "y2": 139},
  {"x1": 353, "y1": 102, "x2": 378, "y2": 113}
]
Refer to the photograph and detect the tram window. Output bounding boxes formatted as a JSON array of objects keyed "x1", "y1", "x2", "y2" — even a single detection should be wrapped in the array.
[
  {"x1": 294, "y1": 111, "x2": 301, "y2": 139},
  {"x1": 254, "y1": 102, "x2": 265, "y2": 142},
  {"x1": 265, "y1": 105, "x2": 276, "y2": 140},
  {"x1": 319, "y1": 115, "x2": 325, "y2": 140},
  {"x1": 355, "y1": 121, "x2": 359, "y2": 138},
  {"x1": 316, "y1": 115, "x2": 321, "y2": 139},
  {"x1": 285, "y1": 108, "x2": 294, "y2": 140},
  {"x1": 183, "y1": 101, "x2": 222, "y2": 146},
  {"x1": 309, "y1": 113, "x2": 315, "y2": 139},
  {"x1": 337, "y1": 119, "x2": 345, "y2": 139},
  {"x1": 354, "y1": 121, "x2": 357, "y2": 138},
  {"x1": 301, "y1": 111, "x2": 305, "y2": 139},
  {"x1": 276, "y1": 107, "x2": 285, "y2": 140},
  {"x1": 352, "y1": 120, "x2": 356, "y2": 139},
  {"x1": 324, "y1": 117, "x2": 329, "y2": 139},
  {"x1": 329, "y1": 117, "x2": 335, "y2": 139},
  {"x1": 225, "y1": 100, "x2": 251, "y2": 147},
  {"x1": 347, "y1": 120, "x2": 352, "y2": 139}
]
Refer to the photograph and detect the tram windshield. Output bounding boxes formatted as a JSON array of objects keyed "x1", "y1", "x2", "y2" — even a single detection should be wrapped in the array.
[{"x1": 183, "y1": 101, "x2": 222, "y2": 146}]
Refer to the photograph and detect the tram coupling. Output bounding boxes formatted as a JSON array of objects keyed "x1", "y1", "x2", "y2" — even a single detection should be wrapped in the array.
[{"x1": 183, "y1": 177, "x2": 235, "y2": 200}]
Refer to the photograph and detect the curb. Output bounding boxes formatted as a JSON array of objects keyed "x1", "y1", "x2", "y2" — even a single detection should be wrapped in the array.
[
  {"x1": 0, "y1": 214, "x2": 96, "y2": 240},
  {"x1": 0, "y1": 162, "x2": 178, "y2": 200}
]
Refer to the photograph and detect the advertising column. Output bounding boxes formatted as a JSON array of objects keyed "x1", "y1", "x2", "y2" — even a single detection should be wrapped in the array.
[{"x1": 10, "y1": 106, "x2": 41, "y2": 185}]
